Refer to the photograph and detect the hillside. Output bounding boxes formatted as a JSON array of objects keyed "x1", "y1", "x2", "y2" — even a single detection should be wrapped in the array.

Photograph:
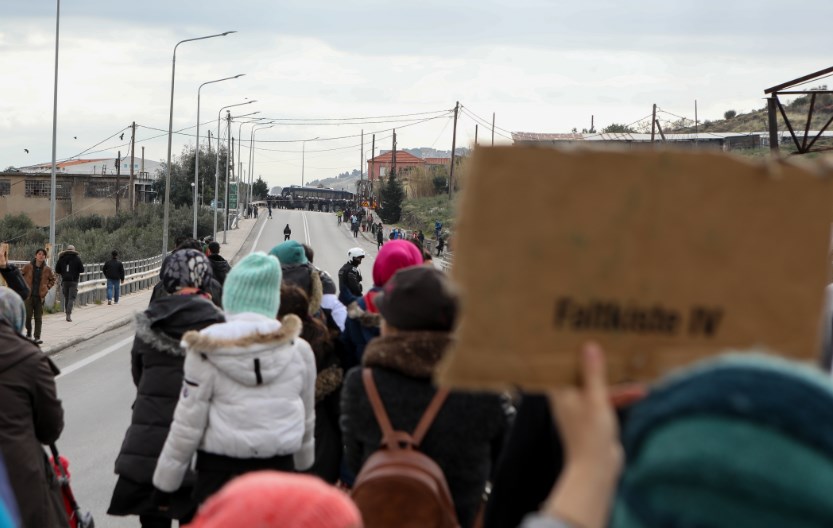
[
  {"x1": 671, "y1": 90, "x2": 833, "y2": 134},
  {"x1": 306, "y1": 173, "x2": 362, "y2": 192}
]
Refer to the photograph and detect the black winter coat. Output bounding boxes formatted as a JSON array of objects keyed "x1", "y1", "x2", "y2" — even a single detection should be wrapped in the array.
[
  {"x1": 206, "y1": 254, "x2": 230, "y2": 285},
  {"x1": 338, "y1": 261, "x2": 362, "y2": 305},
  {"x1": 340, "y1": 332, "x2": 510, "y2": 528},
  {"x1": 103, "y1": 258, "x2": 125, "y2": 281},
  {"x1": 0, "y1": 265, "x2": 30, "y2": 300},
  {"x1": 108, "y1": 295, "x2": 224, "y2": 519},
  {"x1": 0, "y1": 323, "x2": 67, "y2": 528},
  {"x1": 55, "y1": 250, "x2": 84, "y2": 282}
]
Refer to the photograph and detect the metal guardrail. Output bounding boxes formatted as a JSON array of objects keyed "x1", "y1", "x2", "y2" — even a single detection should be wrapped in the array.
[
  {"x1": 73, "y1": 254, "x2": 164, "y2": 306},
  {"x1": 10, "y1": 254, "x2": 164, "y2": 308}
]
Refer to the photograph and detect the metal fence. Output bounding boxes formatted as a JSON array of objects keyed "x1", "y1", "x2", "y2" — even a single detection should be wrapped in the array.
[{"x1": 10, "y1": 254, "x2": 164, "y2": 308}]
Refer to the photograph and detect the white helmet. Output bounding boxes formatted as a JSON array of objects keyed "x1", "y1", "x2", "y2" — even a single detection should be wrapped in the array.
[{"x1": 348, "y1": 247, "x2": 366, "y2": 260}]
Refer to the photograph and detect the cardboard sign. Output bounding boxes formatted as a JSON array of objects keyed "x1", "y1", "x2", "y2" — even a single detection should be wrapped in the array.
[{"x1": 436, "y1": 147, "x2": 833, "y2": 390}]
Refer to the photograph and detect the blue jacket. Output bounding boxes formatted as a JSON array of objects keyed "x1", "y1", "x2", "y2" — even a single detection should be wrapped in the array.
[{"x1": 341, "y1": 290, "x2": 381, "y2": 368}]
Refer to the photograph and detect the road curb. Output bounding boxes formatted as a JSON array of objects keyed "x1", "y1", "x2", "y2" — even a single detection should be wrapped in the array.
[{"x1": 43, "y1": 313, "x2": 136, "y2": 356}]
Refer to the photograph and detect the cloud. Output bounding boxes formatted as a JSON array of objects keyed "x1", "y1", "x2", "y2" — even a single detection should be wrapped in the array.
[{"x1": 3, "y1": 0, "x2": 833, "y2": 185}]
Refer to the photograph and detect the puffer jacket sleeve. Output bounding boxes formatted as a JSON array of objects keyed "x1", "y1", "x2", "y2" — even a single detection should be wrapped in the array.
[
  {"x1": 293, "y1": 338, "x2": 317, "y2": 471},
  {"x1": 130, "y1": 338, "x2": 143, "y2": 387},
  {"x1": 153, "y1": 350, "x2": 215, "y2": 492},
  {"x1": 32, "y1": 355, "x2": 64, "y2": 444}
]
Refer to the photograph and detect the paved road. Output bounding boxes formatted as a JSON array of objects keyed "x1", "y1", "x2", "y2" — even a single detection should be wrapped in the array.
[{"x1": 50, "y1": 209, "x2": 380, "y2": 527}]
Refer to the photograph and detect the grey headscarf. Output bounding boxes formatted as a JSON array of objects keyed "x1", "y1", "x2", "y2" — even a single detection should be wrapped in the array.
[{"x1": 0, "y1": 287, "x2": 25, "y2": 334}]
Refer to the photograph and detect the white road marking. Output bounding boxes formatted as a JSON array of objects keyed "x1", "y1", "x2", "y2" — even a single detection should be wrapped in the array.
[
  {"x1": 302, "y1": 212, "x2": 312, "y2": 246},
  {"x1": 56, "y1": 336, "x2": 134, "y2": 379},
  {"x1": 252, "y1": 217, "x2": 269, "y2": 253}
]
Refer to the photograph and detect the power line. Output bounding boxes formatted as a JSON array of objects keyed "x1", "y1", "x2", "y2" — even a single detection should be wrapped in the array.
[
  {"x1": 459, "y1": 108, "x2": 513, "y2": 140},
  {"x1": 459, "y1": 104, "x2": 514, "y2": 135},
  {"x1": 252, "y1": 108, "x2": 452, "y2": 122}
]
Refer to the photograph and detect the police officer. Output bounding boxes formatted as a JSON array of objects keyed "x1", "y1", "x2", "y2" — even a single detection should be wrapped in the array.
[{"x1": 338, "y1": 247, "x2": 365, "y2": 306}]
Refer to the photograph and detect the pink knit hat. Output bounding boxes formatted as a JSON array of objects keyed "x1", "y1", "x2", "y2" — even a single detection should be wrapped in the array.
[
  {"x1": 186, "y1": 471, "x2": 362, "y2": 528},
  {"x1": 372, "y1": 240, "x2": 423, "y2": 287}
]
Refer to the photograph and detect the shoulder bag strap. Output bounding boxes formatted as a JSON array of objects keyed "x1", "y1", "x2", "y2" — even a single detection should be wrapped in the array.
[
  {"x1": 412, "y1": 387, "x2": 450, "y2": 447},
  {"x1": 362, "y1": 368, "x2": 399, "y2": 448}
]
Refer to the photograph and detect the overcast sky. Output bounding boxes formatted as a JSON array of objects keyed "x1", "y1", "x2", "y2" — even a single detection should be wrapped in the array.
[{"x1": 2, "y1": 0, "x2": 832, "y2": 187}]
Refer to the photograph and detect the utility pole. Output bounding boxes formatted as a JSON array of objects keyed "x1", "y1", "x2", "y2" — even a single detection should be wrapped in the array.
[
  {"x1": 360, "y1": 129, "x2": 364, "y2": 181},
  {"x1": 491, "y1": 112, "x2": 495, "y2": 146},
  {"x1": 115, "y1": 150, "x2": 121, "y2": 213},
  {"x1": 129, "y1": 121, "x2": 136, "y2": 211},
  {"x1": 694, "y1": 100, "x2": 699, "y2": 146},
  {"x1": 591, "y1": 115, "x2": 595, "y2": 132},
  {"x1": 651, "y1": 103, "x2": 657, "y2": 143},
  {"x1": 223, "y1": 111, "x2": 231, "y2": 243},
  {"x1": 391, "y1": 129, "x2": 397, "y2": 178},
  {"x1": 371, "y1": 134, "x2": 376, "y2": 181},
  {"x1": 475, "y1": 124, "x2": 478, "y2": 146},
  {"x1": 448, "y1": 101, "x2": 459, "y2": 197}
]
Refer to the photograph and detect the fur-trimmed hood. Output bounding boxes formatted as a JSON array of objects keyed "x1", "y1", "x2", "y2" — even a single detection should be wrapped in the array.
[
  {"x1": 134, "y1": 312, "x2": 183, "y2": 356},
  {"x1": 181, "y1": 313, "x2": 304, "y2": 387},
  {"x1": 347, "y1": 300, "x2": 382, "y2": 328},
  {"x1": 362, "y1": 331, "x2": 452, "y2": 378},
  {"x1": 316, "y1": 364, "x2": 343, "y2": 401}
]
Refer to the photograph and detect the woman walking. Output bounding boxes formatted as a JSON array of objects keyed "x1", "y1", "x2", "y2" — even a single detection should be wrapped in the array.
[
  {"x1": 109, "y1": 249, "x2": 224, "y2": 527},
  {"x1": 153, "y1": 252, "x2": 316, "y2": 506},
  {"x1": 0, "y1": 287, "x2": 67, "y2": 528}
]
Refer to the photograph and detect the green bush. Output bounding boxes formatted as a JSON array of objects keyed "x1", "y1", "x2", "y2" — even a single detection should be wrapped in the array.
[{"x1": 1, "y1": 203, "x2": 219, "y2": 262}]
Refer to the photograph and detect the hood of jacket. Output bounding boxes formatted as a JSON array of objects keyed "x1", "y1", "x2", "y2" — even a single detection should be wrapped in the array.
[
  {"x1": 282, "y1": 263, "x2": 323, "y2": 315},
  {"x1": 138, "y1": 294, "x2": 225, "y2": 356},
  {"x1": 0, "y1": 323, "x2": 39, "y2": 375},
  {"x1": 57, "y1": 249, "x2": 79, "y2": 259},
  {"x1": 182, "y1": 312, "x2": 303, "y2": 387}
]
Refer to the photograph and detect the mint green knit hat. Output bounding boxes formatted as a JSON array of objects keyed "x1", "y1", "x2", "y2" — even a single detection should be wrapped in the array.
[
  {"x1": 269, "y1": 240, "x2": 308, "y2": 266},
  {"x1": 223, "y1": 252, "x2": 282, "y2": 318}
]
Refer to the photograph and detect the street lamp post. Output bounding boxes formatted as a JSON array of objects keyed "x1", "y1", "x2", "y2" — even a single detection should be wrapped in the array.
[
  {"x1": 236, "y1": 115, "x2": 262, "y2": 217},
  {"x1": 249, "y1": 123, "x2": 275, "y2": 209},
  {"x1": 48, "y1": 0, "x2": 60, "y2": 266},
  {"x1": 213, "y1": 100, "x2": 256, "y2": 239},
  {"x1": 300, "y1": 137, "x2": 320, "y2": 187},
  {"x1": 193, "y1": 73, "x2": 244, "y2": 239},
  {"x1": 161, "y1": 30, "x2": 236, "y2": 256}
]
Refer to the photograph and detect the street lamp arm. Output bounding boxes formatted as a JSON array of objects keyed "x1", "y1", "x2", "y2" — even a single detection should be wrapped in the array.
[
  {"x1": 163, "y1": 30, "x2": 238, "y2": 255},
  {"x1": 199, "y1": 73, "x2": 245, "y2": 91},
  {"x1": 173, "y1": 31, "x2": 237, "y2": 55}
]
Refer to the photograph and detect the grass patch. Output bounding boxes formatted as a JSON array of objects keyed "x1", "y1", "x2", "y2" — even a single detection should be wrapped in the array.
[{"x1": 398, "y1": 195, "x2": 457, "y2": 236}]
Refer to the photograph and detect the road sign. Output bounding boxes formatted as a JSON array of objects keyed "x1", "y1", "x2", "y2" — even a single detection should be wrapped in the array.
[{"x1": 229, "y1": 182, "x2": 238, "y2": 209}]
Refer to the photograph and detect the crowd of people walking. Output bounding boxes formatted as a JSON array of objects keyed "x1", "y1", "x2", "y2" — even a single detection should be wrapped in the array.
[{"x1": 6, "y1": 206, "x2": 833, "y2": 528}]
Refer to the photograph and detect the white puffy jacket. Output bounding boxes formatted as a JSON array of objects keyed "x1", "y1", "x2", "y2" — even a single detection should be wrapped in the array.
[{"x1": 153, "y1": 312, "x2": 316, "y2": 493}]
